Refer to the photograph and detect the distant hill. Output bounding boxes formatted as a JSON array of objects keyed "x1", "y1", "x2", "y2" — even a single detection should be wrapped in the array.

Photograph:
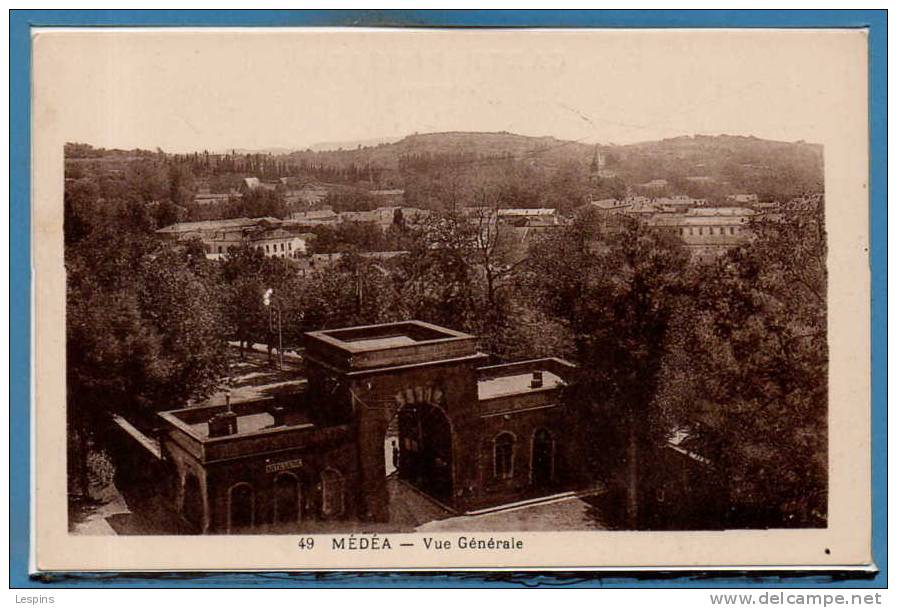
[
  {"x1": 65, "y1": 132, "x2": 825, "y2": 211},
  {"x1": 285, "y1": 131, "x2": 594, "y2": 171},
  {"x1": 281, "y1": 131, "x2": 823, "y2": 202},
  {"x1": 606, "y1": 134, "x2": 824, "y2": 200},
  {"x1": 307, "y1": 136, "x2": 403, "y2": 152}
]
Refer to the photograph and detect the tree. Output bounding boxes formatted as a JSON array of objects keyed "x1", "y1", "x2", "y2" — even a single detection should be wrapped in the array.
[
  {"x1": 66, "y1": 228, "x2": 229, "y2": 498},
  {"x1": 524, "y1": 209, "x2": 691, "y2": 527},
  {"x1": 655, "y1": 197, "x2": 827, "y2": 527},
  {"x1": 388, "y1": 212, "x2": 481, "y2": 332},
  {"x1": 230, "y1": 188, "x2": 288, "y2": 219},
  {"x1": 218, "y1": 243, "x2": 296, "y2": 359}
]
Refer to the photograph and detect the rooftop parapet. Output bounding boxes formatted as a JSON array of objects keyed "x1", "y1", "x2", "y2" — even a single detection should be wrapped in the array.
[
  {"x1": 304, "y1": 320, "x2": 480, "y2": 373},
  {"x1": 156, "y1": 396, "x2": 347, "y2": 463},
  {"x1": 476, "y1": 357, "x2": 575, "y2": 402}
]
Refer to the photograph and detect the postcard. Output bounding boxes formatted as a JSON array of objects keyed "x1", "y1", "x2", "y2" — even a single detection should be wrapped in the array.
[{"x1": 30, "y1": 27, "x2": 871, "y2": 572}]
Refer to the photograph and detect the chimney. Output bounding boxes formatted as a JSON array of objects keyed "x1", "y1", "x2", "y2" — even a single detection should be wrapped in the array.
[
  {"x1": 270, "y1": 405, "x2": 287, "y2": 427},
  {"x1": 208, "y1": 410, "x2": 238, "y2": 438},
  {"x1": 530, "y1": 370, "x2": 544, "y2": 389}
]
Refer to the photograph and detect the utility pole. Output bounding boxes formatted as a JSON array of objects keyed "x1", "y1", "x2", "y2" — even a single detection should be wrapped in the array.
[{"x1": 263, "y1": 287, "x2": 284, "y2": 370}]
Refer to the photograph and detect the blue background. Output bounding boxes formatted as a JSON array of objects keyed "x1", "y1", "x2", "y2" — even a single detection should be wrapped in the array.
[{"x1": 9, "y1": 9, "x2": 887, "y2": 589}]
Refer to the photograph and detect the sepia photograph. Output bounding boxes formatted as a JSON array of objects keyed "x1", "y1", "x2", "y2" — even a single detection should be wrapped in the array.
[{"x1": 27, "y1": 25, "x2": 873, "y2": 571}]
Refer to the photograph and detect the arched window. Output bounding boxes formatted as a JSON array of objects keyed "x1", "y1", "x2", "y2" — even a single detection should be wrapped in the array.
[
  {"x1": 493, "y1": 432, "x2": 515, "y2": 480},
  {"x1": 321, "y1": 469, "x2": 345, "y2": 517},
  {"x1": 273, "y1": 472, "x2": 302, "y2": 525},
  {"x1": 182, "y1": 473, "x2": 203, "y2": 530},
  {"x1": 228, "y1": 482, "x2": 255, "y2": 531},
  {"x1": 531, "y1": 428, "x2": 555, "y2": 487}
]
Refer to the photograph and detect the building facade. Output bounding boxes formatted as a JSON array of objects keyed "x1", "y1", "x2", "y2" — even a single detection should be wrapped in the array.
[
  {"x1": 156, "y1": 320, "x2": 582, "y2": 533},
  {"x1": 156, "y1": 217, "x2": 310, "y2": 260}
]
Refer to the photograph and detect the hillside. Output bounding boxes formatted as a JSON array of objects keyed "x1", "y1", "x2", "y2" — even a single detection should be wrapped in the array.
[
  {"x1": 605, "y1": 134, "x2": 824, "y2": 201},
  {"x1": 65, "y1": 132, "x2": 825, "y2": 216},
  {"x1": 282, "y1": 131, "x2": 823, "y2": 204},
  {"x1": 286, "y1": 131, "x2": 593, "y2": 171}
]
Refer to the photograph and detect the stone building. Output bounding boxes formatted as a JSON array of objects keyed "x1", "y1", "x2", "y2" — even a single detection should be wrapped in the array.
[
  {"x1": 155, "y1": 217, "x2": 310, "y2": 260},
  {"x1": 156, "y1": 320, "x2": 580, "y2": 533}
]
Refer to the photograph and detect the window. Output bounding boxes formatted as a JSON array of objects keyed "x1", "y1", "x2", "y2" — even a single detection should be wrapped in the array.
[
  {"x1": 265, "y1": 245, "x2": 270, "y2": 253},
  {"x1": 729, "y1": 227, "x2": 735, "y2": 235},
  {"x1": 281, "y1": 243, "x2": 285, "y2": 251},
  {"x1": 321, "y1": 469, "x2": 345, "y2": 517},
  {"x1": 218, "y1": 246, "x2": 222, "y2": 253},
  {"x1": 228, "y1": 482, "x2": 255, "y2": 531},
  {"x1": 494, "y1": 432, "x2": 515, "y2": 480},
  {"x1": 288, "y1": 242, "x2": 292, "y2": 250}
]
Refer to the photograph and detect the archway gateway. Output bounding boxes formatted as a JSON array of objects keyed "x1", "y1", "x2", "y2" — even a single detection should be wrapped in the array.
[{"x1": 393, "y1": 401, "x2": 454, "y2": 504}]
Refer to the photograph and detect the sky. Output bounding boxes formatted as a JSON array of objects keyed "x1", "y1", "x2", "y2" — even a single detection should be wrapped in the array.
[{"x1": 33, "y1": 28, "x2": 865, "y2": 153}]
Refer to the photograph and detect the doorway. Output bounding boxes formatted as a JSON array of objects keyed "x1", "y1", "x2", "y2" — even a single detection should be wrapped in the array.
[{"x1": 393, "y1": 402, "x2": 454, "y2": 503}]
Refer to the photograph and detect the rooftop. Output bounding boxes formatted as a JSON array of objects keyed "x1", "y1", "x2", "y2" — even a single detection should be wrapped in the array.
[
  {"x1": 304, "y1": 320, "x2": 481, "y2": 372},
  {"x1": 158, "y1": 397, "x2": 352, "y2": 463},
  {"x1": 156, "y1": 217, "x2": 281, "y2": 234},
  {"x1": 312, "y1": 320, "x2": 472, "y2": 352},
  {"x1": 477, "y1": 370, "x2": 564, "y2": 400},
  {"x1": 498, "y1": 208, "x2": 557, "y2": 216},
  {"x1": 160, "y1": 399, "x2": 315, "y2": 439},
  {"x1": 188, "y1": 409, "x2": 313, "y2": 439},
  {"x1": 476, "y1": 358, "x2": 574, "y2": 402}
]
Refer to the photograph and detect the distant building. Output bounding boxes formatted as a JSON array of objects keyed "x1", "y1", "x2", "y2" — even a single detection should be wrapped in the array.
[
  {"x1": 648, "y1": 211, "x2": 754, "y2": 263},
  {"x1": 590, "y1": 196, "x2": 708, "y2": 216},
  {"x1": 641, "y1": 427, "x2": 724, "y2": 530},
  {"x1": 156, "y1": 217, "x2": 309, "y2": 260},
  {"x1": 284, "y1": 184, "x2": 331, "y2": 208},
  {"x1": 638, "y1": 179, "x2": 669, "y2": 190},
  {"x1": 339, "y1": 207, "x2": 390, "y2": 228},
  {"x1": 233, "y1": 228, "x2": 309, "y2": 260},
  {"x1": 726, "y1": 193, "x2": 759, "y2": 204},
  {"x1": 653, "y1": 196, "x2": 709, "y2": 211},
  {"x1": 588, "y1": 146, "x2": 617, "y2": 179},
  {"x1": 193, "y1": 191, "x2": 240, "y2": 206},
  {"x1": 288, "y1": 209, "x2": 340, "y2": 226},
  {"x1": 590, "y1": 198, "x2": 632, "y2": 212},
  {"x1": 238, "y1": 176, "x2": 279, "y2": 192},
  {"x1": 496, "y1": 208, "x2": 559, "y2": 227},
  {"x1": 316, "y1": 206, "x2": 429, "y2": 230},
  {"x1": 156, "y1": 217, "x2": 271, "y2": 241},
  {"x1": 687, "y1": 207, "x2": 757, "y2": 217}
]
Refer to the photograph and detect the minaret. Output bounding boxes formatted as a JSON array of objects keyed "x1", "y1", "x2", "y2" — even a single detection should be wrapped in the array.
[{"x1": 589, "y1": 145, "x2": 602, "y2": 183}]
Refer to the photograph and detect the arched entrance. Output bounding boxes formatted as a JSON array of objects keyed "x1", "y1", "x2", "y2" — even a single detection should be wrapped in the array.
[
  {"x1": 273, "y1": 472, "x2": 302, "y2": 525},
  {"x1": 228, "y1": 482, "x2": 255, "y2": 531},
  {"x1": 394, "y1": 402, "x2": 453, "y2": 503}
]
